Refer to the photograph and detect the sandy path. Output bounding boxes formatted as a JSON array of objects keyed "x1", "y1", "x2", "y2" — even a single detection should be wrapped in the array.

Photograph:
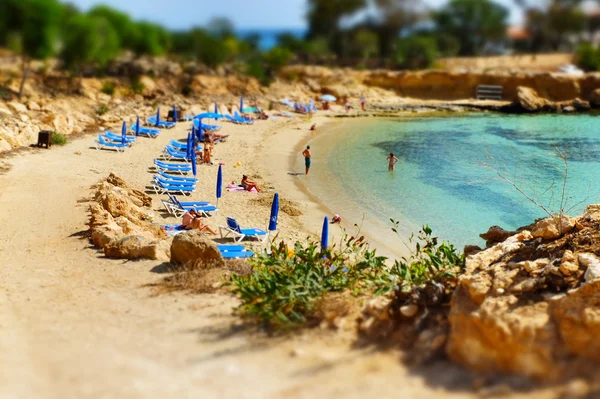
[{"x1": 0, "y1": 118, "x2": 557, "y2": 398}]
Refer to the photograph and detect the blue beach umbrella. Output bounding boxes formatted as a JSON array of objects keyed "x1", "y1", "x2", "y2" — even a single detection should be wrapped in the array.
[
  {"x1": 191, "y1": 147, "x2": 197, "y2": 177},
  {"x1": 186, "y1": 132, "x2": 192, "y2": 160},
  {"x1": 121, "y1": 121, "x2": 127, "y2": 145},
  {"x1": 216, "y1": 164, "x2": 223, "y2": 208},
  {"x1": 135, "y1": 116, "x2": 140, "y2": 137},
  {"x1": 155, "y1": 108, "x2": 160, "y2": 128},
  {"x1": 240, "y1": 96, "x2": 244, "y2": 112},
  {"x1": 268, "y1": 193, "x2": 279, "y2": 232},
  {"x1": 196, "y1": 119, "x2": 204, "y2": 142},
  {"x1": 214, "y1": 103, "x2": 218, "y2": 114},
  {"x1": 172, "y1": 105, "x2": 178, "y2": 123},
  {"x1": 321, "y1": 216, "x2": 329, "y2": 250}
]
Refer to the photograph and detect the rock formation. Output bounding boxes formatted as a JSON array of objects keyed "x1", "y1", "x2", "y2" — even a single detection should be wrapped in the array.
[
  {"x1": 446, "y1": 206, "x2": 600, "y2": 380},
  {"x1": 170, "y1": 230, "x2": 225, "y2": 269},
  {"x1": 89, "y1": 173, "x2": 169, "y2": 261}
]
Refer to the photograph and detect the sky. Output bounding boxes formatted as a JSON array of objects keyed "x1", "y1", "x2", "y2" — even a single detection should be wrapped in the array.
[{"x1": 68, "y1": 0, "x2": 526, "y2": 30}]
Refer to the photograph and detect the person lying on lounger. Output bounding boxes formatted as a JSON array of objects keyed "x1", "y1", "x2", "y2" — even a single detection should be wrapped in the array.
[
  {"x1": 240, "y1": 175, "x2": 261, "y2": 192},
  {"x1": 181, "y1": 209, "x2": 217, "y2": 234}
]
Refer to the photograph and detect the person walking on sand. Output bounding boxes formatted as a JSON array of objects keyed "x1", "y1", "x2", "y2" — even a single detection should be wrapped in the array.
[
  {"x1": 360, "y1": 94, "x2": 366, "y2": 111},
  {"x1": 302, "y1": 145, "x2": 312, "y2": 175},
  {"x1": 387, "y1": 152, "x2": 399, "y2": 171}
]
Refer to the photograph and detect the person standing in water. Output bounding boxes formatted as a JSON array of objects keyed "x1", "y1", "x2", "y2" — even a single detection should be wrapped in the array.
[
  {"x1": 387, "y1": 153, "x2": 399, "y2": 171},
  {"x1": 302, "y1": 145, "x2": 312, "y2": 175}
]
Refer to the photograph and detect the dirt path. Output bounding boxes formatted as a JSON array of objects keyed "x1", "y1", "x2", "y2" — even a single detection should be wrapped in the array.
[{"x1": 0, "y1": 121, "x2": 557, "y2": 398}]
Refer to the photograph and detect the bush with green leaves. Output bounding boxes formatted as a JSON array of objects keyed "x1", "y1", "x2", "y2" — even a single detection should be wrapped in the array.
[
  {"x1": 51, "y1": 132, "x2": 67, "y2": 146},
  {"x1": 394, "y1": 36, "x2": 439, "y2": 70},
  {"x1": 96, "y1": 104, "x2": 109, "y2": 115},
  {"x1": 100, "y1": 81, "x2": 115, "y2": 96},
  {"x1": 575, "y1": 43, "x2": 600, "y2": 72},
  {"x1": 230, "y1": 225, "x2": 464, "y2": 329}
]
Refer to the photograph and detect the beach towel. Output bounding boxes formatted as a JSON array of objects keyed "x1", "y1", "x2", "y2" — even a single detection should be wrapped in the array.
[{"x1": 227, "y1": 184, "x2": 258, "y2": 194}]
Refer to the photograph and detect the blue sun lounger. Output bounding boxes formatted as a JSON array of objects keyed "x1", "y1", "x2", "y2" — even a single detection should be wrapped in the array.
[
  {"x1": 162, "y1": 146, "x2": 192, "y2": 162},
  {"x1": 233, "y1": 112, "x2": 254, "y2": 124},
  {"x1": 95, "y1": 135, "x2": 128, "y2": 152},
  {"x1": 193, "y1": 119, "x2": 221, "y2": 131},
  {"x1": 167, "y1": 193, "x2": 209, "y2": 208},
  {"x1": 154, "y1": 160, "x2": 191, "y2": 174},
  {"x1": 169, "y1": 140, "x2": 201, "y2": 152},
  {"x1": 104, "y1": 131, "x2": 136, "y2": 143},
  {"x1": 157, "y1": 170, "x2": 197, "y2": 183},
  {"x1": 152, "y1": 179, "x2": 195, "y2": 196},
  {"x1": 160, "y1": 199, "x2": 216, "y2": 217},
  {"x1": 131, "y1": 124, "x2": 161, "y2": 138},
  {"x1": 154, "y1": 175, "x2": 196, "y2": 188},
  {"x1": 219, "y1": 217, "x2": 267, "y2": 242},
  {"x1": 219, "y1": 246, "x2": 254, "y2": 259},
  {"x1": 147, "y1": 116, "x2": 175, "y2": 129}
]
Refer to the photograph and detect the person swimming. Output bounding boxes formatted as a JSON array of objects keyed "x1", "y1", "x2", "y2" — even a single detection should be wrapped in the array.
[{"x1": 387, "y1": 153, "x2": 399, "y2": 171}]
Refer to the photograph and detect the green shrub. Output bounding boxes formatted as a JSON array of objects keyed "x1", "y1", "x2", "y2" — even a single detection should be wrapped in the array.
[
  {"x1": 96, "y1": 104, "x2": 109, "y2": 115},
  {"x1": 394, "y1": 36, "x2": 439, "y2": 70},
  {"x1": 100, "y1": 81, "x2": 116, "y2": 96},
  {"x1": 51, "y1": 132, "x2": 67, "y2": 146},
  {"x1": 229, "y1": 225, "x2": 464, "y2": 329},
  {"x1": 575, "y1": 43, "x2": 600, "y2": 72},
  {"x1": 130, "y1": 77, "x2": 144, "y2": 95}
]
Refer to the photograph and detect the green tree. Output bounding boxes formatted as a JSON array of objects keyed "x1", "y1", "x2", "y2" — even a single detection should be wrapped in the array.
[
  {"x1": 88, "y1": 5, "x2": 138, "y2": 50},
  {"x1": 394, "y1": 36, "x2": 438, "y2": 69},
  {"x1": 132, "y1": 22, "x2": 171, "y2": 56},
  {"x1": 0, "y1": 0, "x2": 63, "y2": 98},
  {"x1": 575, "y1": 43, "x2": 600, "y2": 71},
  {"x1": 352, "y1": 29, "x2": 379, "y2": 60},
  {"x1": 306, "y1": 0, "x2": 367, "y2": 56},
  {"x1": 206, "y1": 17, "x2": 235, "y2": 38},
  {"x1": 371, "y1": 0, "x2": 424, "y2": 58},
  {"x1": 433, "y1": 0, "x2": 509, "y2": 56},
  {"x1": 61, "y1": 15, "x2": 121, "y2": 74}
]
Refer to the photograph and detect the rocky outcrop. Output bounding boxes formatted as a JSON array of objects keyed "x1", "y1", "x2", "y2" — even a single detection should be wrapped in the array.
[
  {"x1": 89, "y1": 174, "x2": 168, "y2": 261},
  {"x1": 170, "y1": 230, "x2": 225, "y2": 269},
  {"x1": 513, "y1": 87, "x2": 554, "y2": 112},
  {"x1": 446, "y1": 206, "x2": 600, "y2": 380}
]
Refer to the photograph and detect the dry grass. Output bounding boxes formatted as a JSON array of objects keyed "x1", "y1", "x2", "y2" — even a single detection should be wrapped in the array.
[{"x1": 148, "y1": 259, "x2": 253, "y2": 295}]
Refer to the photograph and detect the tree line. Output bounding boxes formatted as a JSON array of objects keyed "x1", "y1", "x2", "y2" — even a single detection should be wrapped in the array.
[{"x1": 1, "y1": 0, "x2": 599, "y2": 98}]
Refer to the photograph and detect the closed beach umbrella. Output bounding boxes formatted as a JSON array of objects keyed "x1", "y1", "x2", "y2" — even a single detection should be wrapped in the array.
[
  {"x1": 216, "y1": 164, "x2": 223, "y2": 208},
  {"x1": 172, "y1": 105, "x2": 178, "y2": 123},
  {"x1": 321, "y1": 216, "x2": 329, "y2": 250},
  {"x1": 240, "y1": 96, "x2": 244, "y2": 112},
  {"x1": 121, "y1": 121, "x2": 126, "y2": 145},
  {"x1": 155, "y1": 108, "x2": 160, "y2": 128},
  {"x1": 214, "y1": 103, "x2": 218, "y2": 114},
  {"x1": 135, "y1": 116, "x2": 140, "y2": 137},
  {"x1": 197, "y1": 119, "x2": 204, "y2": 142},
  {"x1": 191, "y1": 147, "x2": 197, "y2": 177},
  {"x1": 186, "y1": 132, "x2": 192, "y2": 160},
  {"x1": 268, "y1": 193, "x2": 279, "y2": 232}
]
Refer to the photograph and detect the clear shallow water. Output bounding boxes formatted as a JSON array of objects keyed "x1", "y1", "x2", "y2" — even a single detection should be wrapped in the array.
[{"x1": 308, "y1": 114, "x2": 600, "y2": 249}]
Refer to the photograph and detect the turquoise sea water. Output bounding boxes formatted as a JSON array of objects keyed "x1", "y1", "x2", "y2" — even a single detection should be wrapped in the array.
[{"x1": 307, "y1": 114, "x2": 600, "y2": 250}]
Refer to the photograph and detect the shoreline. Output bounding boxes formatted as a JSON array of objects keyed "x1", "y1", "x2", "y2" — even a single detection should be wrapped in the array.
[{"x1": 260, "y1": 115, "x2": 413, "y2": 260}]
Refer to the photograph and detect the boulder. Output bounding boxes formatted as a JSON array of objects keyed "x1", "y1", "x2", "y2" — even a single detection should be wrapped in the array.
[
  {"x1": 571, "y1": 98, "x2": 591, "y2": 111},
  {"x1": 531, "y1": 215, "x2": 576, "y2": 240},
  {"x1": 106, "y1": 173, "x2": 152, "y2": 207},
  {"x1": 0, "y1": 137, "x2": 12, "y2": 152},
  {"x1": 589, "y1": 88, "x2": 600, "y2": 108},
  {"x1": 514, "y1": 86, "x2": 552, "y2": 112},
  {"x1": 26, "y1": 101, "x2": 40, "y2": 111},
  {"x1": 170, "y1": 230, "x2": 225, "y2": 268},
  {"x1": 7, "y1": 102, "x2": 28, "y2": 114},
  {"x1": 104, "y1": 235, "x2": 169, "y2": 260},
  {"x1": 0, "y1": 107, "x2": 13, "y2": 117},
  {"x1": 138, "y1": 75, "x2": 157, "y2": 96},
  {"x1": 580, "y1": 253, "x2": 600, "y2": 283},
  {"x1": 479, "y1": 225, "x2": 515, "y2": 247}
]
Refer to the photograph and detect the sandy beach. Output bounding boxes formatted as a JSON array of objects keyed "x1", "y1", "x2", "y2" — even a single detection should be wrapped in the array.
[{"x1": 0, "y1": 113, "x2": 562, "y2": 398}]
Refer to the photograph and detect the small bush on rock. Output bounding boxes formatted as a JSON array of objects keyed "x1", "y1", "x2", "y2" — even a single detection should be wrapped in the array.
[{"x1": 101, "y1": 81, "x2": 116, "y2": 96}]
